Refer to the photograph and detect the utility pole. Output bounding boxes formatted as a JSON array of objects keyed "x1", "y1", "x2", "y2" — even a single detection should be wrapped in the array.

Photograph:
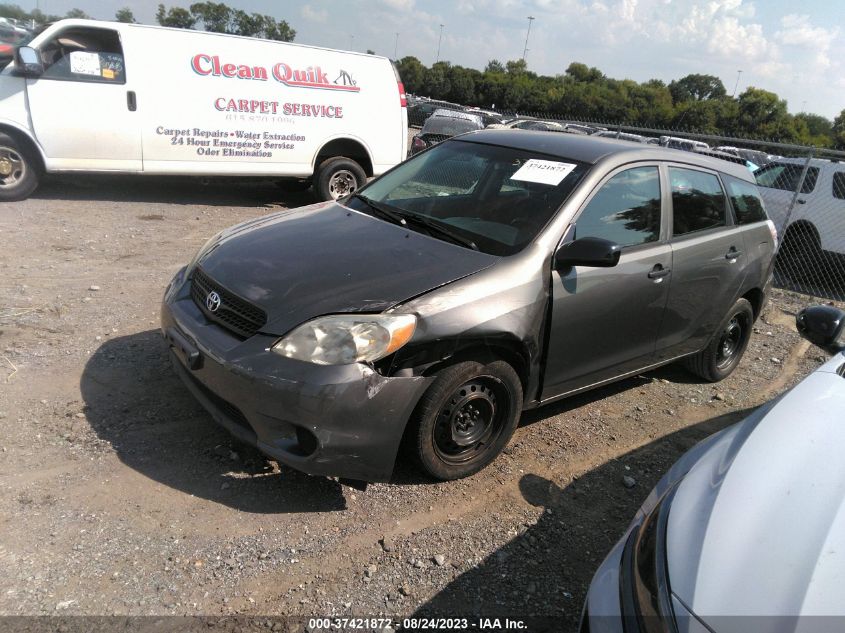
[
  {"x1": 522, "y1": 16, "x2": 535, "y2": 62},
  {"x1": 436, "y1": 24, "x2": 444, "y2": 63},
  {"x1": 394, "y1": 32, "x2": 399, "y2": 59},
  {"x1": 732, "y1": 69, "x2": 743, "y2": 97}
]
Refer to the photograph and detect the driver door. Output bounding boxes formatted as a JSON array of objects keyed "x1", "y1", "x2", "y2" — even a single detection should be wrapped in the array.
[
  {"x1": 26, "y1": 25, "x2": 141, "y2": 171},
  {"x1": 542, "y1": 164, "x2": 672, "y2": 399}
]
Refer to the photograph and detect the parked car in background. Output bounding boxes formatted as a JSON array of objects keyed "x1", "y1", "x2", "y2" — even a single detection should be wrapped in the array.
[
  {"x1": 582, "y1": 304, "x2": 845, "y2": 633},
  {"x1": 660, "y1": 135, "x2": 710, "y2": 152},
  {"x1": 593, "y1": 131, "x2": 649, "y2": 143},
  {"x1": 716, "y1": 145, "x2": 777, "y2": 167},
  {"x1": 485, "y1": 117, "x2": 538, "y2": 129},
  {"x1": 754, "y1": 157, "x2": 845, "y2": 261},
  {"x1": 464, "y1": 107, "x2": 504, "y2": 127},
  {"x1": 409, "y1": 109, "x2": 483, "y2": 154},
  {"x1": 162, "y1": 131, "x2": 775, "y2": 483},
  {"x1": 0, "y1": 18, "x2": 33, "y2": 69},
  {"x1": 406, "y1": 97, "x2": 464, "y2": 127},
  {"x1": 563, "y1": 123, "x2": 605, "y2": 135},
  {"x1": 0, "y1": 19, "x2": 408, "y2": 201}
]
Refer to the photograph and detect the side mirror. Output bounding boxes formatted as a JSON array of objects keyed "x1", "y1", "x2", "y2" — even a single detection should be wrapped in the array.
[
  {"x1": 15, "y1": 46, "x2": 43, "y2": 77},
  {"x1": 555, "y1": 237, "x2": 621, "y2": 269},
  {"x1": 796, "y1": 305, "x2": 845, "y2": 354}
]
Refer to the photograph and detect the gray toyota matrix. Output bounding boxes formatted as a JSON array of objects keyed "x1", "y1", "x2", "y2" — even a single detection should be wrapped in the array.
[{"x1": 161, "y1": 131, "x2": 776, "y2": 482}]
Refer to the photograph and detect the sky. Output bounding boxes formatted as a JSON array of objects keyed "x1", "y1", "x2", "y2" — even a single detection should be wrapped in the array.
[{"x1": 28, "y1": 0, "x2": 845, "y2": 119}]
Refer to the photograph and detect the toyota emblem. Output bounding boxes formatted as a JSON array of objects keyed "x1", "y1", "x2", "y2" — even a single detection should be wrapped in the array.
[{"x1": 206, "y1": 291, "x2": 222, "y2": 313}]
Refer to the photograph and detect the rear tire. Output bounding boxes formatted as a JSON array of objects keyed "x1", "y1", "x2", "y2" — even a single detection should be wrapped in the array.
[
  {"x1": 0, "y1": 133, "x2": 39, "y2": 201},
  {"x1": 777, "y1": 223, "x2": 821, "y2": 282},
  {"x1": 408, "y1": 360, "x2": 522, "y2": 481},
  {"x1": 313, "y1": 156, "x2": 366, "y2": 201},
  {"x1": 683, "y1": 298, "x2": 754, "y2": 382}
]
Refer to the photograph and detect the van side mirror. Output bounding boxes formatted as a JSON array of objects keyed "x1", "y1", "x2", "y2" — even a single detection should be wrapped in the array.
[
  {"x1": 555, "y1": 237, "x2": 621, "y2": 269},
  {"x1": 796, "y1": 305, "x2": 845, "y2": 353},
  {"x1": 15, "y1": 46, "x2": 43, "y2": 77}
]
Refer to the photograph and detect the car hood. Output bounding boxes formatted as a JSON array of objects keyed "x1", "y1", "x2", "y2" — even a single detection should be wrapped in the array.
[
  {"x1": 196, "y1": 201, "x2": 497, "y2": 335},
  {"x1": 666, "y1": 353, "x2": 845, "y2": 628}
]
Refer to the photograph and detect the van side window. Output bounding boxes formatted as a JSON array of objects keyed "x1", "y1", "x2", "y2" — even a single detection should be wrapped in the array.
[
  {"x1": 575, "y1": 166, "x2": 661, "y2": 247},
  {"x1": 39, "y1": 27, "x2": 126, "y2": 84},
  {"x1": 833, "y1": 172, "x2": 845, "y2": 200},
  {"x1": 724, "y1": 176, "x2": 767, "y2": 224},
  {"x1": 754, "y1": 162, "x2": 819, "y2": 194},
  {"x1": 669, "y1": 167, "x2": 727, "y2": 236}
]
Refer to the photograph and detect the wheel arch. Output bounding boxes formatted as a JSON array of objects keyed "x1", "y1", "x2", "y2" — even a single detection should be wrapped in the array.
[
  {"x1": 0, "y1": 122, "x2": 46, "y2": 173},
  {"x1": 313, "y1": 136, "x2": 374, "y2": 177}
]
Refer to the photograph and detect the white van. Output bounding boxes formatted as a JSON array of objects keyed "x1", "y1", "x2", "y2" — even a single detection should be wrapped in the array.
[
  {"x1": 0, "y1": 19, "x2": 408, "y2": 201},
  {"x1": 754, "y1": 157, "x2": 845, "y2": 258}
]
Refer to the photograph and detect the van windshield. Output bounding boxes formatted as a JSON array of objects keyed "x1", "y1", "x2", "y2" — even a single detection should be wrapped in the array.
[{"x1": 346, "y1": 140, "x2": 590, "y2": 256}]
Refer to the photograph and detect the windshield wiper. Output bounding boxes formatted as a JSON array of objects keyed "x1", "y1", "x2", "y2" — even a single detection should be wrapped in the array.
[
  {"x1": 351, "y1": 193, "x2": 478, "y2": 251},
  {"x1": 350, "y1": 193, "x2": 408, "y2": 227},
  {"x1": 397, "y1": 211, "x2": 479, "y2": 251}
]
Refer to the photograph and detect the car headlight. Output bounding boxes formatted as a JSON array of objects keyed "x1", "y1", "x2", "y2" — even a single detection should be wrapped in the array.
[{"x1": 271, "y1": 314, "x2": 416, "y2": 365}]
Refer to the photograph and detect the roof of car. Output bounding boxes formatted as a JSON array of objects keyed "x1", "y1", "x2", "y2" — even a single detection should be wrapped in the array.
[{"x1": 456, "y1": 129, "x2": 755, "y2": 181}]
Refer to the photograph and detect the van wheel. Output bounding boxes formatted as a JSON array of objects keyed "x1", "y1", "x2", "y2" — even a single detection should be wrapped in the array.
[
  {"x1": 408, "y1": 360, "x2": 522, "y2": 481},
  {"x1": 0, "y1": 134, "x2": 39, "y2": 201},
  {"x1": 314, "y1": 156, "x2": 366, "y2": 201},
  {"x1": 777, "y1": 223, "x2": 820, "y2": 280},
  {"x1": 683, "y1": 298, "x2": 753, "y2": 382}
]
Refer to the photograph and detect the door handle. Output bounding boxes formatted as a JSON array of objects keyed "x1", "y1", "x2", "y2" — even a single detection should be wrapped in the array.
[
  {"x1": 127, "y1": 90, "x2": 137, "y2": 112},
  {"x1": 725, "y1": 247, "x2": 742, "y2": 260},
  {"x1": 796, "y1": 199, "x2": 806, "y2": 204},
  {"x1": 648, "y1": 265, "x2": 671, "y2": 279}
]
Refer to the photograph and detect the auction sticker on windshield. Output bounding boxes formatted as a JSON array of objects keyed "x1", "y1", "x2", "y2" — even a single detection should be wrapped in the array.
[{"x1": 511, "y1": 159, "x2": 577, "y2": 186}]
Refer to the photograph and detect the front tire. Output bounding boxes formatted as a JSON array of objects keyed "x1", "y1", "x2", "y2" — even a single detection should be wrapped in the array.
[
  {"x1": 313, "y1": 156, "x2": 366, "y2": 201},
  {"x1": 0, "y1": 133, "x2": 39, "y2": 201},
  {"x1": 684, "y1": 298, "x2": 754, "y2": 382},
  {"x1": 408, "y1": 360, "x2": 523, "y2": 481}
]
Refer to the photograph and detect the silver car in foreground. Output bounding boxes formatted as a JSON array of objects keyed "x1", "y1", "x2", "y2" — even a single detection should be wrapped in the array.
[{"x1": 582, "y1": 305, "x2": 845, "y2": 633}]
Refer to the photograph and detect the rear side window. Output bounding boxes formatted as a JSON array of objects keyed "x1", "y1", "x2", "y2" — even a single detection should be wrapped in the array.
[
  {"x1": 833, "y1": 172, "x2": 845, "y2": 200},
  {"x1": 39, "y1": 27, "x2": 126, "y2": 84},
  {"x1": 575, "y1": 166, "x2": 661, "y2": 247},
  {"x1": 669, "y1": 167, "x2": 727, "y2": 236},
  {"x1": 724, "y1": 176, "x2": 767, "y2": 224},
  {"x1": 754, "y1": 162, "x2": 818, "y2": 194}
]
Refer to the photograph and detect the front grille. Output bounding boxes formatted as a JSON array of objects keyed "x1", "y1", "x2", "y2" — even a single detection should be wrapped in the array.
[
  {"x1": 191, "y1": 267, "x2": 267, "y2": 339},
  {"x1": 837, "y1": 362, "x2": 845, "y2": 378}
]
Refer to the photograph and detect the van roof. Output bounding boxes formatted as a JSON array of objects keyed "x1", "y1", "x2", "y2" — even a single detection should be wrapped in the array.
[
  {"x1": 34, "y1": 19, "x2": 395, "y2": 62},
  {"x1": 457, "y1": 130, "x2": 756, "y2": 181}
]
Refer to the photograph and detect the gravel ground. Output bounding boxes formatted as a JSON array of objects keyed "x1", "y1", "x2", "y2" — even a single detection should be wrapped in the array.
[{"x1": 0, "y1": 174, "x2": 839, "y2": 632}]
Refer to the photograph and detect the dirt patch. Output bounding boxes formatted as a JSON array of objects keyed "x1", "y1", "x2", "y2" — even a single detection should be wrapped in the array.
[{"x1": 0, "y1": 177, "x2": 839, "y2": 630}]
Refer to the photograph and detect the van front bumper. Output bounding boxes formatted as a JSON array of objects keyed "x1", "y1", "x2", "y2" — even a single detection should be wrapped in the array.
[{"x1": 160, "y1": 270, "x2": 431, "y2": 482}]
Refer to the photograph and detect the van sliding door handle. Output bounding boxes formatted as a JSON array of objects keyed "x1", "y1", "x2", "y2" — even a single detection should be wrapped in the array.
[{"x1": 127, "y1": 91, "x2": 137, "y2": 112}]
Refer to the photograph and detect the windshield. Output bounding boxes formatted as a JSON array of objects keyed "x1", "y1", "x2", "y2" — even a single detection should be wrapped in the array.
[{"x1": 346, "y1": 139, "x2": 590, "y2": 256}]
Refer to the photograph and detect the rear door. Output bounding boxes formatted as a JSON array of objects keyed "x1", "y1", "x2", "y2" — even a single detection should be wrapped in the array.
[
  {"x1": 542, "y1": 163, "x2": 672, "y2": 398},
  {"x1": 26, "y1": 24, "x2": 141, "y2": 170},
  {"x1": 654, "y1": 165, "x2": 747, "y2": 361}
]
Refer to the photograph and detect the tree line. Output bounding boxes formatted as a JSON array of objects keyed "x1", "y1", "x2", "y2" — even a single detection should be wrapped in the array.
[
  {"x1": 0, "y1": 2, "x2": 295, "y2": 41},
  {"x1": 397, "y1": 57, "x2": 845, "y2": 148}
]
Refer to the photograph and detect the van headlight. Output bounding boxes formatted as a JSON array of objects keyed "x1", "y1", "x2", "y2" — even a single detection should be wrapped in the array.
[{"x1": 271, "y1": 314, "x2": 417, "y2": 365}]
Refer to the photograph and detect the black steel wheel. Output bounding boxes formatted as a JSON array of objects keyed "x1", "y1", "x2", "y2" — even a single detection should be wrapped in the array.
[
  {"x1": 684, "y1": 298, "x2": 754, "y2": 382},
  {"x1": 408, "y1": 360, "x2": 522, "y2": 480}
]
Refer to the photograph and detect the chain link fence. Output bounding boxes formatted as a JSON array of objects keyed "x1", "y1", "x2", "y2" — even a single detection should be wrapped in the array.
[{"x1": 406, "y1": 98, "x2": 845, "y2": 302}]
